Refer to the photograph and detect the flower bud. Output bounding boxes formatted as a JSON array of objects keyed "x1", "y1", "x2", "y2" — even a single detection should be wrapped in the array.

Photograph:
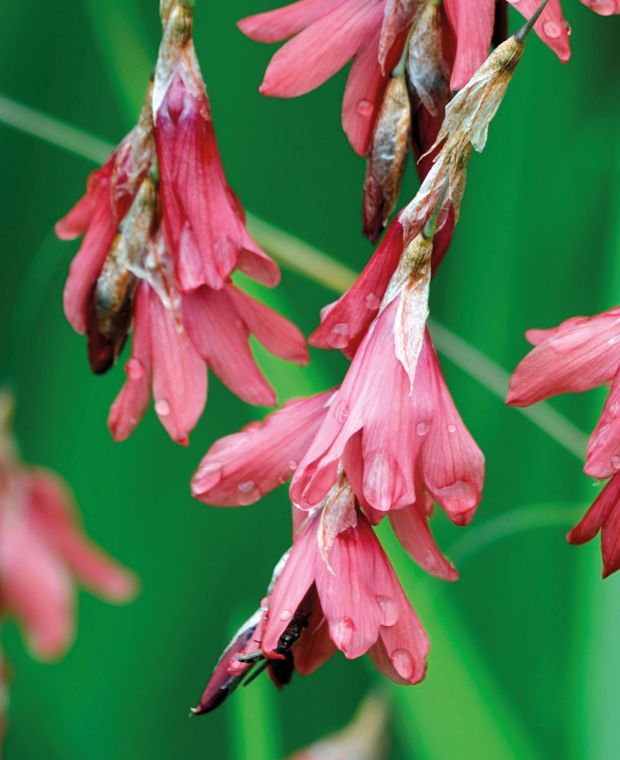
[
  {"x1": 363, "y1": 75, "x2": 411, "y2": 242},
  {"x1": 406, "y1": 1, "x2": 450, "y2": 118}
]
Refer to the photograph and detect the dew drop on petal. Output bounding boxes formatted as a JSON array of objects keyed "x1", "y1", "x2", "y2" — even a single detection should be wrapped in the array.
[
  {"x1": 365, "y1": 292, "x2": 380, "y2": 310},
  {"x1": 609, "y1": 336, "x2": 620, "y2": 346},
  {"x1": 238, "y1": 480, "x2": 256, "y2": 494},
  {"x1": 542, "y1": 20, "x2": 562, "y2": 38},
  {"x1": 331, "y1": 617, "x2": 355, "y2": 650},
  {"x1": 279, "y1": 609, "x2": 293, "y2": 622},
  {"x1": 447, "y1": 424, "x2": 457, "y2": 434},
  {"x1": 289, "y1": 459, "x2": 299, "y2": 471},
  {"x1": 612, "y1": 455, "x2": 620, "y2": 471},
  {"x1": 155, "y1": 399, "x2": 170, "y2": 416},
  {"x1": 330, "y1": 323, "x2": 350, "y2": 349},
  {"x1": 357, "y1": 99, "x2": 373, "y2": 116},
  {"x1": 391, "y1": 648, "x2": 415, "y2": 680},
  {"x1": 127, "y1": 358, "x2": 144, "y2": 380},
  {"x1": 376, "y1": 595, "x2": 399, "y2": 626},
  {"x1": 416, "y1": 421, "x2": 429, "y2": 437}
]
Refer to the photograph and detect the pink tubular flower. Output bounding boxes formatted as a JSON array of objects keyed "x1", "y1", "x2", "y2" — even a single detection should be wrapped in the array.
[
  {"x1": 295, "y1": 320, "x2": 484, "y2": 522},
  {"x1": 508, "y1": 307, "x2": 620, "y2": 576},
  {"x1": 261, "y1": 484, "x2": 429, "y2": 684},
  {"x1": 56, "y1": 0, "x2": 308, "y2": 444},
  {"x1": 0, "y1": 395, "x2": 136, "y2": 660},
  {"x1": 154, "y1": 2, "x2": 278, "y2": 291}
]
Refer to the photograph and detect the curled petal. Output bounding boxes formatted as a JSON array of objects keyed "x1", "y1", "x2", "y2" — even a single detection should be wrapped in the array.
[{"x1": 585, "y1": 370, "x2": 620, "y2": 478}]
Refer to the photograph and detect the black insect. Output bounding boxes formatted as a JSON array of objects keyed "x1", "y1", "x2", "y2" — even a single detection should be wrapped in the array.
[{"x1": 238, "y1": 610, "x2": 310, "y2": 688}]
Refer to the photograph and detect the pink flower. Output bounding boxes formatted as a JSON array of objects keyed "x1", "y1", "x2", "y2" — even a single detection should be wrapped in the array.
[
  {"x1": 295, "y1": 317, "x2": 484, "y2": 523},
  {"x1": 239, "y1": 0, "x2": 582, "y2": 154},
  {"x1": 508, "y1": 307, "x2": 620, "y2": 576},
  {"x1": 261, "y1": 485, "x2": 429, "y2": 684},
  {"x1": 0, "y1": 398, "x2": 136, "y2": 660},
  {"x1": 154, "y1": 6, "x2": 278, "y2": 291}
]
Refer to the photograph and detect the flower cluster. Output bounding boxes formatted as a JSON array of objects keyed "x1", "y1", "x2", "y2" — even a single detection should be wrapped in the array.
[
  {"x1": 192, "y1": 13, "x2": 549, "y2": 711},
  {"x1": 0, "y1": 393, "x2": 136, "y2": 663},
  {"x1": 57, "y1": 0, "x2": 307, "y2": 445},
  {"x1": 508, "y1": 307, "x2": 620, "y2": 577}
]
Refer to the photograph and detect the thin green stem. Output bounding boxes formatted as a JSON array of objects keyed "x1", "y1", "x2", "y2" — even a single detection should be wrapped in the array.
[{"x1": 0, "y1": 92, "x2": 588, "y2": 462}]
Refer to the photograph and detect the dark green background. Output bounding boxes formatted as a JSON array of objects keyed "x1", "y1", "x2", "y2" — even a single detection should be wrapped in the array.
[{"x1": 1, "y1": 1, "x2": 619, "y2": 757}]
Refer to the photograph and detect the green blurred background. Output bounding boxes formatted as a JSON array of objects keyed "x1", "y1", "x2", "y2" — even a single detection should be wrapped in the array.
[{"x1": 0, "y1": 1, "x2": 619, "y2": 757}]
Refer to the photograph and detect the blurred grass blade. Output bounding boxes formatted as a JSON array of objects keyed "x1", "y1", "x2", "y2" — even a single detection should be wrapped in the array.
[
  {"x1": 377, "y1": 524, "x2": 542, "y2": 760},
  {"x1": 0, "y1": 91, "x2": 588, "y2": 462},
  {"x1": 448, "y1": 502, "x2": 586, "y2": 565}
]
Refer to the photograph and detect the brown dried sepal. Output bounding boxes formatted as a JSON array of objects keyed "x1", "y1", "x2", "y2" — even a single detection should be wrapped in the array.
[
  {"x1": 406, "y1": 2, "x2": 450, "y2": 118},
  {"x1": 363, "y1": 76, "x2": 412, "y2": 243},
  {"x1": 87, "y1": 239, "x2": 138, "y2": 374}
]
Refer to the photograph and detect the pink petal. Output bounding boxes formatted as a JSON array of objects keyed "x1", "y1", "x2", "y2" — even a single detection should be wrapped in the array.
[
  {"x1": 507, "y1": 310, "x2": 620, "y2": 406},
  {"x1": 227, "y1": 286, "x2": 309, "y2": 364},
  {"x1": 508, "y1": 0, "x2": 571, "y2": 63},
  {"x1": 261, "y1": 536, "x2": 316, "y2": 656},
  {"x1": 581, "y1": 0, "x2": 620, "y2": 14},
  {"x1": 585, "y1": 369, "x2": 620, "y2": 478},
  {"x1": 192, "y1": 391, "x2": 332, "y2": 506},
  {"x1": 108, "y1": 282, "x2": 153, "y2": 442},
  {"x1": 341, "y1": 27, "x2": 385, "y2": 156},
  {"x1": 238, "y1": 0, "x2": 342, "y2": 43},
  {"x1": 55, "y1": 160, "x2": 113, "y2": 240},
  {"x1": 390, "y1": 500, "x2": 459, "y2": 581},
  {"x1": 309, "y1": 219, "x2": 404, "y2": 357},
  {"x1": 420, "y1": 334, "x2": 484, "y2": 525},
  {"x1": 444, "y1": 0, "x2": 496, "y2": 90},
  {"x1": 601, "y1": 485, "x2": 620, "y2": 577},
  {"x1": 148, "y1": 285, "x2": 208, "y2": 445},
  {"x1": 259, "y1": 0, "x2": 383, "y2": 98},
  {"x1": 182, "y1": 286, "x2": 276, "y2": 407},
  {"x1": 28, "y1": 470, "x2": 137, "y2": 601},
  {"x1": 568, "y1": 475, "x2": 620, "y2": 546},
  {"x1": 368, "y1": 587, "x2": 429, "y2": 685}
]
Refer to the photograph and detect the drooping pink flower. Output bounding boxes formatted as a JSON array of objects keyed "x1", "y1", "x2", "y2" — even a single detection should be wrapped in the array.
[
  {"x1": 296, "y1": 315, "x2": 484, "y2": 523},
  {"x1": 508, "y1": 307, "x2": 620, "y2": 576},
  {"x1": 0, "y1": 396, "x2": 136, "y2": 660},
  {"x1": 261, "y1": 485, "x2": 429, "y2": 684},
  {"x1": 239, "y1": 0, "x2": 582, "y2": 154},
  {"x1": 154, "y1": 2, "x2": 278, "y2": 292}
]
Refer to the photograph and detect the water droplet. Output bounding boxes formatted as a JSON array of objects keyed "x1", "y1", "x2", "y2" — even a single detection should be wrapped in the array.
[
  {"x1": 612, "y1": 455, "x2": 620, "y2": 470},
  {"x1": 447, "y1": 424, "x2": 457, "y2": 434},
  {"x1": 610, "y1": 403, "x2": 620, "y2": 417},
  {"x1": 127, "y1": 358, "x2": 144, "y2": 381},
  {"x1": 330, "y1": 323, "x2": 350, "y2": 349},
  {"x1": 376, "y1": 595, "x2": 399, "y2": 626},
  {"x1": 416, "y1": 421, "x2": 429, "y2": 437},
  {"x1": 155, "y1": 399, "x2": 170, "y2": 416},
  {"x1": 391, "y1": 648, "x2": 415, "y2": 680},
  {"x1": 334, "y1": 400, "x2": 350, "y2": 424},
  {"x1": 289, "y1": 459, "x2": 299, "y2": 471},
  {"x1": 331, "y1": 617, "x2": 354, "y2": 648},
  {"x1": 609, "y1": 336, "x2": 620, "y2": 346},
  {"x1": 365, "y1": 293, "x2": 380, "y2": 310},
  {"x1": 543, "y1": 20, "x2": 562, "y2": 38},
  {"x1": 238, "y1": 480, "x2": 256, "y2": 494},
  {"x1": 357, "y1": 99, "x2": 373, "y2": 116},
  {"x1": 233, "y1": 319, "x2": 244, "y2": 329},
  {"x1": 279, "y1": 609, "x2": 292, "y2": 622},
  {"x1": 563, "y1": 20, "x2": 572, "y2": 36}
]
